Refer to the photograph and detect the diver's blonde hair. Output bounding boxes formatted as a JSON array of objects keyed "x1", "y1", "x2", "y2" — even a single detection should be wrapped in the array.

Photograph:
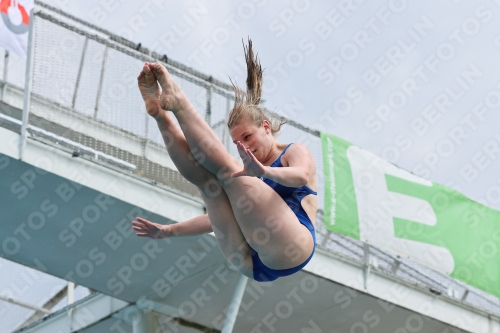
[{"x1": 227, "y1": 39, "x2": 286, "y2": 136}]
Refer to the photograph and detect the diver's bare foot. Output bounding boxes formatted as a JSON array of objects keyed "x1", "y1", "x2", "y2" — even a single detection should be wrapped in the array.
[
  {"x1": 149, "y1": 62, "x2": 188, "y2": 113},
  {"x1": 137, "y1": 63, "x2": 165, "y2": 120}
]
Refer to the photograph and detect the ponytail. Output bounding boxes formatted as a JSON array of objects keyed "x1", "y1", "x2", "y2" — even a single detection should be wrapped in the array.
[{"x1": 227, "y1": 38, "x2": 286, "y2": 136}]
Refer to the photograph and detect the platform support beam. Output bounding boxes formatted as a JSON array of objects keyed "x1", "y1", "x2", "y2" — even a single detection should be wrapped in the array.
[
  {"x1": 132, "y1": 309, "x2": 160, "y2": 333},
  {"x1": 221, "y1": 274, "x2": 248, "y2": 333},
  {"x1": 20, "y1": 9, "x2": 36, "y2": 161}
]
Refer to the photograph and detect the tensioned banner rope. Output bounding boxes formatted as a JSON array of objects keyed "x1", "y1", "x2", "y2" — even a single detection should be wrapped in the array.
[{"x1": 320, "y1": 131, "x2": 500, "y2": 298}]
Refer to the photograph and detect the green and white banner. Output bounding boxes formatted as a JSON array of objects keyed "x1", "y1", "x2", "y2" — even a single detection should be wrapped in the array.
[{"x1": 320, "y1": 131, "x2": 500, "y2": 298}]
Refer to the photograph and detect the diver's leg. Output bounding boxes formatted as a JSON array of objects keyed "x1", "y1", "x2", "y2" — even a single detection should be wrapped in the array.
[
  {"x1": 138, "y1": 64, "x2": 254, "y2": 276},
  {"x1": 197, "y1": 175, "x2": 254, "y2": 278},
  {"x1": 149, "y1": 62, "x2": 243, "y2": 176},
  {"x1": 138, "y1": 62, "x2": 210, "y2": 185}
]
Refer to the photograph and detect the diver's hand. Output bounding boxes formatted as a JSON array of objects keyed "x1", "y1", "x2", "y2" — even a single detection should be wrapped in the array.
[
  {"x1": 132, "y1": 217, "x2": 171, "y2": 239},
  {"x1": 231, "y1": 141, "x2": 267, "y2": 178}
]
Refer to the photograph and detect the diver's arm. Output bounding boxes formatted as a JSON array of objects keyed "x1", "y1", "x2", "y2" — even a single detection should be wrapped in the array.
[{"x1": 132, "y1": 214, "x2": 213, "y2": 239}]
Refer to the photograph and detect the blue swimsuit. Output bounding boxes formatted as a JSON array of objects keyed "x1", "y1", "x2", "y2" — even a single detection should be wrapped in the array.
[{"x1": 248, "y1": 143, "x2": 317, "y2": 282}]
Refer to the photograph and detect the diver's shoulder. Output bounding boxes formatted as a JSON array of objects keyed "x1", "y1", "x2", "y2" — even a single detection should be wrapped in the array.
[
  {"x1": 288, "y1": 142, "x2": 312, "y2": 155},
  {"x1": 282, "y1": 143, "x2": 315, "y2": 164}
]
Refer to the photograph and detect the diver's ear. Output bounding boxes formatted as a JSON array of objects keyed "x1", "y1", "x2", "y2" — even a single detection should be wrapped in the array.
[{"x1": 262, "y1": 119, "x2": 271, "y2": 134}]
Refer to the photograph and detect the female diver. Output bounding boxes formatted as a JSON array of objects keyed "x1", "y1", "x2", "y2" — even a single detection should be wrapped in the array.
[{"x1": 132, "y1": 40, "x2": 318, "y2": 282}]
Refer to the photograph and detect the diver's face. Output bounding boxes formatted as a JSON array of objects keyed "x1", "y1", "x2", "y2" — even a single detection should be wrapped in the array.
[{"x1": 230, "y1": 116, "x2": 270, "y2": 161}]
